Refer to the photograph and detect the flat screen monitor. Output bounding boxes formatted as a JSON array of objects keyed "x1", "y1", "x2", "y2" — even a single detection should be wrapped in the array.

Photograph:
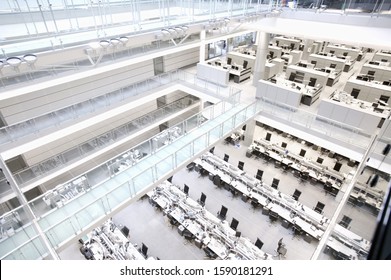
[
  {"x1": 184, "y1": 184, "x2": 189, "y2": 195},
  {"x1": 299, "y1": 149, "x2": 306, "y2": 157},
  {"x1": 235, "y1": 231, "x2": 241, "y2": 238}
]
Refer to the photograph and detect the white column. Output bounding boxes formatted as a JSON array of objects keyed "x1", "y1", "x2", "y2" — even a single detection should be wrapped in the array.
[
  {"x1": 252, "y1": 31, "x2": 270, "y2": 86},
  {"x1": 199, "y1": 29, "x2": 206, "y2": 62},
  {"x1": 243, "y1": 119, "x2": 256, "y2": 146},
  {"x1": 302, "y1": 39, "x2": 314, "y2": 61}
]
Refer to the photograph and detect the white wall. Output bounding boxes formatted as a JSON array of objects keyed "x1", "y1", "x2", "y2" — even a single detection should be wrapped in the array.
[
  {"x1": 163, "y1": 47, "x2": 199, "y2": 72},
  {"x1": 23, "y1": 100, "x2": 158, "y2": 166},
  {"x1": 0, "y1": 61, "x2": 155, "y2": 125}
]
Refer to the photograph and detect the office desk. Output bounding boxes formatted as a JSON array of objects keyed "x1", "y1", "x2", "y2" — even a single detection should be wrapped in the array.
[
  {"x1": 197, "y1": 153, "x2": 329, "y2": 239},
  {"x1": 326, "y1": 237, "x2": 358, "y2": 260},
  {"x1": 149, "y1": 181, "x2": 273, "y2": 260},
  {"x1": 334, "y1": 224, "x2": 371, "y2": 254},
  {"x1": 248, "y1": 141, "x2": 343, "y2": 193}
]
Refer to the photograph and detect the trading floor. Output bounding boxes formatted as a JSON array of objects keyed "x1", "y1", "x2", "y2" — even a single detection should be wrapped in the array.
[{"x1": 59, "y1": 123, "x2": 384, "y2": 260}]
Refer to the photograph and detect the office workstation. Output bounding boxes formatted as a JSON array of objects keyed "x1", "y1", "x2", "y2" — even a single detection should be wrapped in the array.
[
  {"x1": 309, "y1": 53, "x2": 356, "y2": 72},
  {"x1": 197, "y1": 56, "x2": 252, "y2": 86},
  {"x1": 344, "y1": 76, "x2": 391, "y2": 103},
  {"x1": 147, "y1": 180, "x2": 273, "y2": 260},
  {"x1": 324, "y1": 44, "x2": 361, "y2": 61},
  {"x1": 360, "y1": 61, "x2": 391, "y2": 82},
  {"x1": 188, "y1": 148, "x2": 371, "y2": 259},
  {"x1": 373, "y1": 50, "x2": 391, "y2": 63},
  {"x1": 317, "y1": 91, "x2": 390, "y2": 135},
  {"x1": 259, "y1": 74, "x2": 323, "y2": 107}
]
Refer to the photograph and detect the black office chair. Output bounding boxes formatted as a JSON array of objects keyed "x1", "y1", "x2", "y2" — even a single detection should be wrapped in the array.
[
  {"x1": 238, "y1": 161, "x2": 244, "y2": 171},
  {"x1": 314, "y1": 201, "x2": 325, "y2": 214},
  {"x1": 338, "y1": 215, "x2": 352, "y2": 229},
  {"x1": 198, "y1": 192, "x2": 206, "y2": 206},
  {"x1": 186, "y1": 162, "x2": 195, "y2": 172},
  {"x1": 269, "y1": 210, "x2": 279, "y2": 222},
  {"x1": 223, "y1": 153, "x2": 229, "y2": 162},
  {"x1": 299, "y1": 149, "x2": 306, "y2": 157},
  {"x1": 254, "y1": 238, "x2": 264, "y2": 250},
  {"x1": 292, "y1": 189, "x2": 302, "y2": 201},
  {"x1": 292, "y1": 225, "x2": 302, "y2": 235},
  {"x1": 139, "y1": 243, "x2": 148, "y2": 258},
  {"x1": 209, "y1": 146, "x2": 215, "y2": 154},
  {"x1": 184, "y1": 184, "x2": 189, "y2": 195},
  {"x1": 271, "y1": 178, "x2": 280, "y2": 189},
  {"x1": 256, "y1": 169, "x2": 264, "y2": 181},
  {"x1": 217, "y1": 205, "x2": 228, "y2": 220},
  {"x1": 230, "y1": 218, "x2": 239, "y2": 231}
]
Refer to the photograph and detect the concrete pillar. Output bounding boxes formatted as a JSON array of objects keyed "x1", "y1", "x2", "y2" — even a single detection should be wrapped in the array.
[
  {"x1": 252, "y1": 31, "x2": 270, "y2": 86},
  {"x1": 199, "y1": 29, "x2": 206, "y2": 62},
  {"x1": 302, "y1": 39, "x2": 314, "y2": 61},
  {"x1": 243, "y1": 119, "x2": 256, "y2": 146}
]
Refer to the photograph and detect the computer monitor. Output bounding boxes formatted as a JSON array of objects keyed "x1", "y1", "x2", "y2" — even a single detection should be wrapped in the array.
[
  {"x1": 243, "y1": 60, "x2": 248, "y2": 69},
  {"x1": 299, "y1": 149, "x2": 306, "y2": 157},
  {"x1": 235, "y1": 231, "x2": 241, "y2": 238},
  {"x1": 281, "y1": 142, "x2": 287, "y2": 148}
]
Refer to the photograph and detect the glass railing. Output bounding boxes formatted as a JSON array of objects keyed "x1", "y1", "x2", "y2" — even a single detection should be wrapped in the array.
[
  {"x1": 257, "y1": 96, "x2": 372, "y2": 151},
  {"x1": 276, "y1": 0, "x2": 390, "y2": 15},
  {"x1": 0, "y1": 88, "x2": 247, "y2": 260},
  {"x1": 12, "y1": 95, "x2": 200, "y2": 187},
  {"x1": 0, "y1": 69, "x2": 237, "y2": 147}
]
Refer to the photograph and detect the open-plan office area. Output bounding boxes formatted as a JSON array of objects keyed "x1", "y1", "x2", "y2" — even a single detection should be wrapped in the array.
[{"x1": 0, "y1": 1, "x2": 390, "y2": 261}]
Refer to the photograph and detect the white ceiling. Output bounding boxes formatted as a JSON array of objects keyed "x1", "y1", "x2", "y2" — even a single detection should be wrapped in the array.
[{"x1": 249, "y1": 16, "x2": 391, "y2": 49}]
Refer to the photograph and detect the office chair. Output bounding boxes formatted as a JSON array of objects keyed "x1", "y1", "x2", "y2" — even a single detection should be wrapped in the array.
[
  {"x1": 314, "y1": 201, "x2": 325, "y2": 214},
  {"x1": 209, "y1": 146, "x2": 215, "y2": 154},
  {"x1": 269, "y1": 211, "x2": 279, "y2": 222},
  {"x1": 230, "y1": 218, "x2": 239, "y2": 231},
  {"x1": 186, "y1": 162, "x2": 195, "y2": 172},
  {"x1": 255, "y1": 238, "x2": 264, "y2": 250},
  {"x1": 217, "y1": 205, "x2": 228, "y2": 220},
  {"x1": 184, "y1": 184, "x2": 189, "y2": 195},
  {"x1": 256, "y1": 169, "x2": 264, "y2": 181},
  {"x1": 292, "y1": 189, "x2": 302, "y2": 201},
  {"x1": 198, "y1": 192, "x2": 206, "y2": 206},
  {"x1": 271, "y1": 178, "x2": 280, "y2": 189},
  {"x1": 299, "y1": 149, "x2": 306, "y2": 157},
  {"x1": 238, "y1": 161, "x2": 244, "y2": 171}
]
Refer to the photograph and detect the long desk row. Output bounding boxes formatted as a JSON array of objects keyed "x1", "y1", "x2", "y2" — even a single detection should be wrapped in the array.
[
  {"x1": 246, "y1": 139, "x2": 345, "y2": 195},
  {"x1": 193, "y1": 152, "x2": 371, "y2": 260},
  {"x1": 79, "y1": 219, "x2": 146, "y2": 260},
  {"x1": 194, "y1": 153, "x2": 328, "y2": 240},
  {"x1": 147, "y1": 181, "x2": 273, "y2": 260}
]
